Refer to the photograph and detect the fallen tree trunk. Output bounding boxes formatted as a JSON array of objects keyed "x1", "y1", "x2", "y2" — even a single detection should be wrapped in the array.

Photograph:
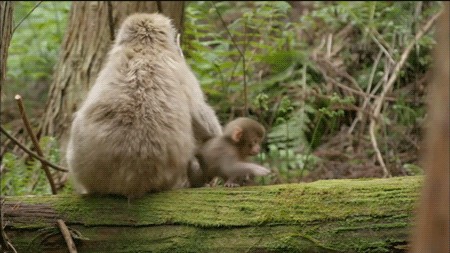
[{"x1": 2, "y1": 176, "x2": 422, "y2": 252}]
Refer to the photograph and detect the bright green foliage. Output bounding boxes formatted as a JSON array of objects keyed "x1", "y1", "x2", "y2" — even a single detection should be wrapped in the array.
[
  {"x1": 184, "y1": 1, "x2": 439, "y2": 182},
  {"x1": 184, "y1": 1, "x2": 299, "y2": 108},
  {"x1": 6, "y1": 1, "x2": 71, "y2": 104},
  {"x1": 1, "y1": 136, "x2": 61, "y2": 195}
]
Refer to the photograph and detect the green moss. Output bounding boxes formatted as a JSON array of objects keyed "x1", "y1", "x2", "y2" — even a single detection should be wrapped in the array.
[
  {"x1": 6, "y1": 176, "x2": 423, "y2": 228},
  {"x1": 5, "y1": 176, "x2": 422, "y2": 252}
]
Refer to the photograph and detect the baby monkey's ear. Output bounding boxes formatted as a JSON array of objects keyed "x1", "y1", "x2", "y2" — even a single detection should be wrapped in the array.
[{"x1": 231, "y1": 126, "x2": 243, "y2": 143}]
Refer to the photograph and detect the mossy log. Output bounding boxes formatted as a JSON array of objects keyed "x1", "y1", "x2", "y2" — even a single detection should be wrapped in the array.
[{"x1": 2, "y1": 176, "x2": 422, "y2": 253}]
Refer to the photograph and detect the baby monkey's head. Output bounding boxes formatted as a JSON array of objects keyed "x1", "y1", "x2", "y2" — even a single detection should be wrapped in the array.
[
  {"x1": 224, "y1": 117, "x2": 266, "y2": 157},
  {"x1": 115, "y1": 13, "x2": 177, "y2": 47}
]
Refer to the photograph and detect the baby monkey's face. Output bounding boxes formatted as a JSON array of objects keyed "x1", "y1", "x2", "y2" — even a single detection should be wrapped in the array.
[
  {"x1": 247, "y1": 137, "x2": 262, "y2": 156},
  {"x1": 239, "y1": 134, "x2": 263, "y2": 157},
  {"x1": 224, "y1": 117, "x2": 266, "y2": 158}
]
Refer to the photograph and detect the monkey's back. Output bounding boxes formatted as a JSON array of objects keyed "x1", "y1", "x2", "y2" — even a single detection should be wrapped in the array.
[{"x1": 67, "y1": 48, "x2": 195, "y2": 198}]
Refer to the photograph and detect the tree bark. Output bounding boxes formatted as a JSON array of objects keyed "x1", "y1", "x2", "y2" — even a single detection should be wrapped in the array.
[
  {"x1": 39, "y1": 1, "x2": 185, "y2": 148},
  {"x1": 410, "y1": 3, "x2": 449, "y2": 253},
  {"x1": 3, "y1": 176, "x2": 422, "y2": 252},
  {"x1": 0, "y1": 2, "x2": 14, "y2": 251},
  {"x1": 0, "y1": 1, "x2": 14, "y2": 103}
]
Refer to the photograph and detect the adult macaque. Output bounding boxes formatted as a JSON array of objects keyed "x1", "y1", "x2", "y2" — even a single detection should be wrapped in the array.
[
  {"x1": 189, "y1": 117, "x2": 271, "y2": 188},
  {"x1": 66, "y1": 13, "x2": 222, "y2": 199}
]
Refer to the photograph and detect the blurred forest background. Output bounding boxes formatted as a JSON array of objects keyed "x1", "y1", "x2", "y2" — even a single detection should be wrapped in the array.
[{"x1": 0, "y1": 1, "x2": 444, "y2": 195}]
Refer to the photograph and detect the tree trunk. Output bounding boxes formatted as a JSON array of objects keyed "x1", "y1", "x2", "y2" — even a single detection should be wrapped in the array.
[
  {"x1": 39, "y1": 1, "x2": 185, "y2": 148},
  {"x1": 410, "y1": 3, "x2": 449, "y2": 253},
  {"x1": 3, "y1": 176, "x2": 422, "y2": 252},
  {"x1": 0, "y1": 2, "x2": 14, "y2": 251},
  {"x1": 0, "y1": 1, "x2": 14, "y2": 103}
]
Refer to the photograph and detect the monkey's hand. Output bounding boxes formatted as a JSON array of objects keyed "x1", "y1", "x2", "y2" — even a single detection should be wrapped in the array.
[
  {"x1": 224, "y1": 180, "x2": 241, "y2": 188},
  {"x1": 233, "y1": 162, "x2": 271, "y2": 177}
]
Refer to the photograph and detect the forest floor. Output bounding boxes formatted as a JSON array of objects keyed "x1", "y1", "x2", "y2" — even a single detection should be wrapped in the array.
[{"x1": 301, "y1": 126, "x2": 418, "y2": 183}]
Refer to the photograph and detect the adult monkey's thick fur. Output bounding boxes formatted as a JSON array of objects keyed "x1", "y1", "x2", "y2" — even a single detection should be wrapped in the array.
[{"x1": 66, "y1": 13, "x2": 222, "y2": 198}]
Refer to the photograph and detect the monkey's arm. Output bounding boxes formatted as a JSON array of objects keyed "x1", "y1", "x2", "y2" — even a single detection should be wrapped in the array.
[
  {"x1": 177, "y1": 63, "x2": 222, "y2": 141},
  {"x1": 222, "y1": 162, "x2": 270, "y2": 188},
  {"x1": 191, "y1": 104, "x2": 223, "y2": 142},
  {"x1": 232, "y1": 162, "x2": 271, "y2": 177},
  {"x1": 219, "y1": 155, "x2": 270, "y2": 185}
]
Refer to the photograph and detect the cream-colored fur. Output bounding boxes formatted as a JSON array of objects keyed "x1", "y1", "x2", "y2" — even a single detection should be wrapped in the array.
[{"x1": 66, "y1": 13, "x2": 222, "y2": 198}]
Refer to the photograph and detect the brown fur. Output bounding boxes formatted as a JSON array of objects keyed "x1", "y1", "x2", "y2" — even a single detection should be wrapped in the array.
[
  {"x1": 189, "y1": 117, "x2": 270, "y2": 187},
  {"x1": 66, "y1": 13, "x2": 222, "y2": 199}
]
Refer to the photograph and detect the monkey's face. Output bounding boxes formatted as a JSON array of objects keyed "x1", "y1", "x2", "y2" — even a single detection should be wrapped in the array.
[
  {"x1": 240, "y1": 135, "x2": 263, "y2": 157},
  {"x1": 226, "y1": 117, "x2": 266, "y2": 158}
]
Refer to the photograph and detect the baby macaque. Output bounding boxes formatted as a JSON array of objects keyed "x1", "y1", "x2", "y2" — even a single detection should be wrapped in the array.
[
  {"x1": 189, "y1": 117, "x2": 271, "y2": 188},
  {"x1": 66, "y1": 13, "x2": 222, "y2": 199}
]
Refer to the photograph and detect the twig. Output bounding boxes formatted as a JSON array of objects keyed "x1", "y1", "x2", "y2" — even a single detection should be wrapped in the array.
[
  {"x1": 369, "y1": 121, "x2": 391, "y2": 177},
  {"x1": 212, "y1": 2, "x2": 248, "y2": 116},
  {"x1": 326, "y1": 33, "x2": 332, "y2": 59},
  {"x1": 227, "y1": 54, "x2": 242, "y2": 84},
  {"x1": 12, "y1": 1, "x2": 43, "y2": 34},
  {"x1": 15, "y1": 95, "x2": 57, "y2": 194},
  {"x1": 366, "y1": 51, "x2": 383, "y2": 95},
  {"x1": 317, "y1": 58, "x2": 364, "y2": 93},
  {"x1": 0, "y1": 126, "x2": 68, "y2": 172},
  {"x1": 369, "y1": 11, "x2": 441, "y2": 178},
  {"x1": 7, "y1": 241, "x2": 18, "y2": 253},
  {"x1": 322, "y1": 74, "x2": 396, "y2": 102},
  {"x1": 57, "y1": 219, "x2": 77, "y2": 253},
  {"x1": 371, "y1": 29, "x2": 395, "y2": 57},
  {"x1": 312, "y1": 36, "x2": 326, "y2": 61},
  {"x1": 211, "y1": 2, "x2": 243, "y2": 58},
  {"x1": 1, "y1": 127, "x2": 22, "y2": 156},
  {"x1": 373, "y1": 10, "x2": 441, "y2": 116},
  {"x1": 330, "y1": 25, "x2": 353, "y2": 58},
  {"x1": 242, "y1": 21, "x2": 248, "y2": 116},
  {"x1": 348, "y1": 50, "x2": 383, "y2": 134},
  {"x1": 370, "y1": 33, "x2": 395, "y2": 65},
  {"x1": 391, "y1": 125, "x2": 421, "y2": 150}
]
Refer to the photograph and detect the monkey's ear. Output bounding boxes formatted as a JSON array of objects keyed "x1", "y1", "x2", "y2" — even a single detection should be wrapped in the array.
[{"x1": 231, "y1": 127, "x2": 243, "y2": 142}]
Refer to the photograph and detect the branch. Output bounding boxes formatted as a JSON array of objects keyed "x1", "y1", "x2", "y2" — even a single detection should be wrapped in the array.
[
  {"x1": 372, "y1": 10, "x2": 441, "y2": 120},
  {"x1": 369, "y1": 121, "x2": 391, "y2": 177},
  {"x1": 15, "y1": 95, "x2": 57, "y2": 194},
  {"x1": 370, "y1": 32, "x2": 395, "y2": 65},
  {"x1": 12, "y1": 1, "x2": 43, "y2": 34},
  {"x1": 0, "y1": 126, "x2": 68, "y2": 172},
  {"x1": 369, "y1": 11, "x2": 442, "y2": 178},
  {"x1": 318, "y1": 69, "x2": 396, "y2": 102},
  {"x1": 348, "y1": 50, "x2": 383, "y2": 135},
  {"x1": 57, "y1": 219, "x2": 78, "y2": 253}
]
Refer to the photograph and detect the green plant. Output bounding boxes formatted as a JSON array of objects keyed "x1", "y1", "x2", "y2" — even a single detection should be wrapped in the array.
[
  {"x1": 184, "y1": 1, "x2": 299, "y2": 112},
  {"x1": 6, "y1": 1, "x2": 71, "y2": 104},
  {"x1": 1, "y1": 136, "x2": 61, "y2": 195}
]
